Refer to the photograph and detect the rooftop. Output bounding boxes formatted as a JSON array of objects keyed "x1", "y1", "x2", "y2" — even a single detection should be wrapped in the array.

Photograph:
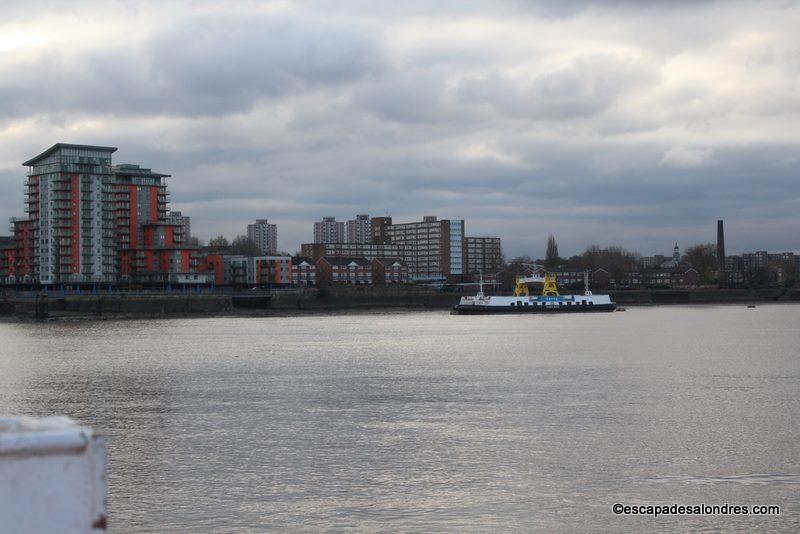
[
  {"x1": 319, "y1": 256, "x2": 372, "y2": 266},
  {"x1": 22, "y1": 143, "x2": 118, "y2": 166},
  {"x1": 112, "y1": 163, "x2": 170, "y2": 178},
  {"x1": 373, "y1": 256, "x2": 407, "y2": 266}
]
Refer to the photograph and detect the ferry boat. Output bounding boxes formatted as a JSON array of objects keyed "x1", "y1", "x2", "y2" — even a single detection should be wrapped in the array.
[{"x1": 452, "y1": 270, "x2": 616, "y2": 314}]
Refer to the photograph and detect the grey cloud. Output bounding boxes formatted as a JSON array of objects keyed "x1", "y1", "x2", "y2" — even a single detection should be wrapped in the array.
[
  {"x1": 353, "y1": 71, "x2": 450, "y2": 124},
  {"x1": 303, "y1": 0, "x2": 716, "y2": 20},
  {"x1": 457, "y1": 55, "x2": 660, "y2": 120},
  {"x1": 148, "y1": 16, "x2": 382, "y2": 104},
  {"x1": 0, "y1": 13, "x2": 383, "y2": 120},
  {"x1": 783, "y1": 47, "x2": 800, "y2": 73}
]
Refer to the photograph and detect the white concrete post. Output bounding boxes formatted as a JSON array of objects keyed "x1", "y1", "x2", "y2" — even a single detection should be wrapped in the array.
[{"x1": 0, "y1": 416, "x2": 107, "y2": 533}]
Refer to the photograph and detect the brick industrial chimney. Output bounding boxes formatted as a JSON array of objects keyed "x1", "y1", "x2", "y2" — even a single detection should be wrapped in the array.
[{"x1": 717, "y1": 220, "x2": 725, "y2": 271}]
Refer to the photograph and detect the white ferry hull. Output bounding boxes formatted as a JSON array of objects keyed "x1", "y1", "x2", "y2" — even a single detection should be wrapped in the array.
[{"x1": 452, "y1": 294, "x2": 616, "y2": 314}]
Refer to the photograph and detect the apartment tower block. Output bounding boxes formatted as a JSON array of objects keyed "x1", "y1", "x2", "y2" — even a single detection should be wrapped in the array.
[
  {"x1": 247, "y1": 219, "x2": 278, "y2": 255},
  {"x1": 313, "y1": 217, "x2": 345, "y2": 244},
  {"x1": 22, "y1": 144, "x2": 118, "y2": 284}
]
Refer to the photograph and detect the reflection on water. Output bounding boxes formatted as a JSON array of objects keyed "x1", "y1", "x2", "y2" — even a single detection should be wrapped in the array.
[{"x1": 1, "y1": 305, "x2": 799, "y2": 532}]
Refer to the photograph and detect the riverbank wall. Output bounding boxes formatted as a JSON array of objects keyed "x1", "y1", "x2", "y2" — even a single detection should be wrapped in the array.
[
  {"x1": 269, "y1": 286, "x2": 459, "y2": 311},
  {"x1": 5, "y1": 294, "x2": 233, "y2": 319},
  {"x1": 609, "y1": 288, "x2": 800, "y2": 305},
  {"x1": 2, "y1": 287, "x2": 798, "y2": 319}
]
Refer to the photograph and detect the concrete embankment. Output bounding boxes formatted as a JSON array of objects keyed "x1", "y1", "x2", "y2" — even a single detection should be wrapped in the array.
[
  {"x1": 610, "y1": 288, "x2": 800, "y2": 305},
  {"x1": 1, "y1": 287, "x2": 798, "y2": 320},
  {"x1": 1, "y1": 286, "x2": 460, "y2": 319},
  {"x1": 5, "y1": 294, "x2": 233, "y2": 319},
  {"x1": 269, "y1": 286, "x2": 459, "y2": 311}
]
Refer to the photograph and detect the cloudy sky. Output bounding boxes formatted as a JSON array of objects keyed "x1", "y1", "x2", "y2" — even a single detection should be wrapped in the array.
[{"x1": 1, "y1": 0, "x2": 798, "y2": 257}]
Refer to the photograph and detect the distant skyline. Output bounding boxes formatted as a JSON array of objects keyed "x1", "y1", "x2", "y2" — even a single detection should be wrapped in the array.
[{"x1": 1, "y1": 0, "x2": 798, "y2": 258}]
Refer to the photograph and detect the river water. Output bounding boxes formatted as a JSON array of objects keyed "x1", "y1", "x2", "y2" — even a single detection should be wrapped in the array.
[{"x1": 1, "y1": 305, "x2": 799, "y2": 532}]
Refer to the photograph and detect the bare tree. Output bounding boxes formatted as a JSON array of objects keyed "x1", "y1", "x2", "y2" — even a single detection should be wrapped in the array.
[
  {"x1": 229, "y1": 235, "x2": 261, "y2": 256},
  {"x1": 208, "y1": 235, "x2": 230, "y2": 248},
  {"x1": 683, "y1": 243, "x2": 717, "y2": 283},
  {"x1": 581, "y1": 245, "x2": 639, "y2": 285}
]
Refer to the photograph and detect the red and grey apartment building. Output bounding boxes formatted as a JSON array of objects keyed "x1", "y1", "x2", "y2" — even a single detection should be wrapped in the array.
[
  {"x1": 4, "y1": 218, "x2": 34, "y2": 282},
  {"x1": 4, "y1": 143, "x2": 199, "y2": 285},
  {"x1": 0, "y1": 236, "x2": 14, "y2": 281},
  {"x1": 196, "y1": 254, "x2": 292, "y2": 286},
  {"x1": 112, "y1": 163, "x2": 197, "y2": 283}
]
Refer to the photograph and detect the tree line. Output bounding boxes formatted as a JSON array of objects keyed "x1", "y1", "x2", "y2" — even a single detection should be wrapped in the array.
[{"x1": 499, "y1": 235, "x2": 725, "y2": 290}]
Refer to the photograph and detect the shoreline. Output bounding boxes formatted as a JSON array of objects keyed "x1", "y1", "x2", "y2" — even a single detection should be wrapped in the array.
[
  {"x1": 2, "y1": 286, "x2": 798, "y2": 323},
  {"x1": 1, "y1": 299, "x2": 797, "y2": 324}
]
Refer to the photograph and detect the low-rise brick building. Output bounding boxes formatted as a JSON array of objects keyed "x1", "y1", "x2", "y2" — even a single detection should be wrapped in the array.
[
  {"x1": 291, "y1": 256, "x2": 317, "y2": 286},
  {"x1": 316, "y1": 256, "x2": 372, "y2": 285},
  {"x1": 371, "y1": 257, "x2": 409, "y2": 284}
]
